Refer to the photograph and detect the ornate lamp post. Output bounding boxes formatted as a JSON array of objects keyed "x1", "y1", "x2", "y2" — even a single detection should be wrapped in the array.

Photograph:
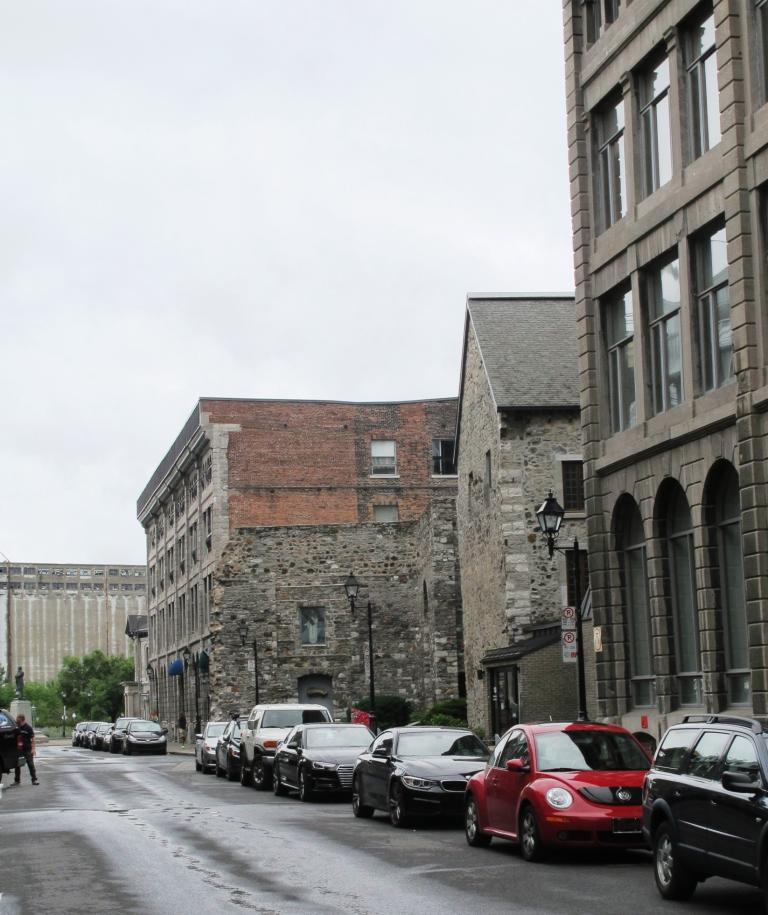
[
  {"x1": 535, "y1": 490, "x2": 588, "y2": 722},
  {"x1": 237, "y1": 621, "x2": 260, "y2": 705},
  {"x1": 343, "y1": 573, "x2": 376, "y2": 731},
  {"x1": 182, "y1": 646, "x2": 191, "y2": 719},
  {"x1": 146, "y1": 664, "x2": 155, "y2": 718}
]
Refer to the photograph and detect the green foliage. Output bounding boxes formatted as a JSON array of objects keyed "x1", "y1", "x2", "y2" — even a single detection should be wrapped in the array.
[
  {"x1": 57, "y1": 651, "x2": 135, "y2": 722},
  {"x1": 354, "y1": 694, "x2": 412, "y2": 730},
  {"x1": 412, "y1": 697, "x2": 468, "y2": 728}
]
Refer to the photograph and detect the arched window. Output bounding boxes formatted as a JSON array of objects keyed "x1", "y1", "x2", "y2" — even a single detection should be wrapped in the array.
[
  {"x1": 666, "y1": 486, "x2": 702, "y2": 705},
  {"x1": 617, "y1": 500, "x2": 654, "y2": 707},
  {"x1": 715, "y1": 467, "x2": 749, "y2": 705}
]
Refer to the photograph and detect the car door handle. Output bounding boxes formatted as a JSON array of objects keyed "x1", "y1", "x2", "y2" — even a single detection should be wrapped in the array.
[{"x1": 710, "y1": 800, "x2": 717, "y2": 807}]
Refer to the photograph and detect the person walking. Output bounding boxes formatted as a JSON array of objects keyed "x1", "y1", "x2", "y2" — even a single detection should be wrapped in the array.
[
  {"x1": 14, "y1": 714, "x2": 38, "y2": 786},
  {"x1": 177, "y1": 712, "x2": 187, "y2": 747}
]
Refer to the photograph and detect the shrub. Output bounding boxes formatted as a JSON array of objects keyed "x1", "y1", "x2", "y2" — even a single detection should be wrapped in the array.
[
  {"x1": 412, "y1": 697, "x2": 468, "y2": 728},
  {"x1": 353, "y1": 695, "x2": 412, "y2": 730}
]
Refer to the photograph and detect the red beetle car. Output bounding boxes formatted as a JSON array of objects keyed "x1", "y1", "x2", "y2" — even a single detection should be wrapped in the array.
[{"x1": 464, "y1": 721, "x2": 651, "y2": 860}]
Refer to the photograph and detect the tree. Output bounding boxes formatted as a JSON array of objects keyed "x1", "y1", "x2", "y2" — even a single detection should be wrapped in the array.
[{"x1": 57, "y1": 651, "x2": 135, "y2": 721}]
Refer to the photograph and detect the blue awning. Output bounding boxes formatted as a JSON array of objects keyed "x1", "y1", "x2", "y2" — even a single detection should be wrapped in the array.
[{"x1": 168, "y1": 658, "x2": 184, "y2": 677}]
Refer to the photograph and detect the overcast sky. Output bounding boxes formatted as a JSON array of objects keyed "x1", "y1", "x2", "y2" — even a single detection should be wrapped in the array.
[{"x1": 0, "y1": 2, "x2": 573, "y2": 565}]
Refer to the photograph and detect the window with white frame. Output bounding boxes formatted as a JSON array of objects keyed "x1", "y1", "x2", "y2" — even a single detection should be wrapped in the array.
[
  {"x1": 646, "y1": 256, "x2": 683, "y2": 414},
  {"x1": 694, "y1": 223, "x2": 731, "y2": 391},
  {"x1": 604, "y1": 288, "x2": 636, "y2": 432},
  {"x1": 639, "y1": 55, "x2": 672, "y2": 196},
  {"x1": 371, "y1": 440, "x2": 397, "y2": 475},
  {"x1": 685, "y1": 9, "x2": 720, "y2": 159},
  {"x1": 595, "y1": 95, "x2": 627, "y2": 231}
]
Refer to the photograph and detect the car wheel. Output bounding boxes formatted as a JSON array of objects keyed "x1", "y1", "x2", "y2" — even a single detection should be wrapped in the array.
[
  {"x1": 273, "y1": 762, "x2": 288, "y2": 796},
  {"x1": 298, "y1": 767, "x2": 314, "y2": 802},
  {"x1": 352, "y1": 776, "x2": 374, "y2": 818},
  {"x1": 226, "y1": 760, "x2": 238, "y2": 782},
  {"x1": 465, "y1": 795, "x2": 492, "y2": 847},
  {"x1": 653, "y1": 822, "x2": 697, "y2": 901},
  {"x1": 195, "y1": 758, "x2": 202, "y2": 772},
  {"x1": 252, "y1": 758, "x2": 271, "y2": 791},
  {"x1": 215, "y1": 762, "x2": 224, "y2": 778},
  {"x1": 240, "y1": 759, "x2": 252, "y2": 787},
  {"x1": 519, "y1": 806, "x2": 545, "y2": 862},
  {"x1": 389, "y1": 783, "x2": 409, "y2": 828}
]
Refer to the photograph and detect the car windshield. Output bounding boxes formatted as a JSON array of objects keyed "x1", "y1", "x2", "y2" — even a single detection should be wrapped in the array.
[
  {"x1": 131, "y1": 722, "x2": 162, "y2": 735},
  {"x1": 206, "y1": 723, "x2": 226, "y2": 738},
  {"x1": 261, "y1": 709, "x2": 328, "y2": 728},
  {"x1": 306, "y1": 726, "x2": 372, "y2": 749},
  {"x1": 115, "y1": 719, "x2": 132, "y2": 728},
  {"x1": 534, "y1": 730, "x2": 650, "y2": 772},
  {"x1": 397, "y1": 732, "x2": 488, "y2": 758}
]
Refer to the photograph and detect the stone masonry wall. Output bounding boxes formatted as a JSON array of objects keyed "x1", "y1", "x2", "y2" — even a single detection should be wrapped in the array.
[{"x1": 208, "y1": 505, "x2": 461, "y2": 720}]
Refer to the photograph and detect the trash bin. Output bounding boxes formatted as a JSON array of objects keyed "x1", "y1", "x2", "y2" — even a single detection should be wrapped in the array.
[{"x1": 0, "y1": 709, "x2": 19, "y2": 774}]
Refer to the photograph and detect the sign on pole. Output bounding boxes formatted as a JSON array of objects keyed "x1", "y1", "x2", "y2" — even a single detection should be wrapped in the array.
[
  {"x1": 561, "y1": 606, "x2": 577, "y2": 631},
  {"x1": 562, "y1": 628, "x2": 578, "y2": 663}
]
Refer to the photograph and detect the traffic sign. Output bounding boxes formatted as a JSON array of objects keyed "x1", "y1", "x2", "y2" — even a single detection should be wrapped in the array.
[
  {"x1": 561, "y1": 606, "x2": 577, "y2": 631},
  {"x1": 562, "y1": 628, "x2": 578, "y2": 663}
]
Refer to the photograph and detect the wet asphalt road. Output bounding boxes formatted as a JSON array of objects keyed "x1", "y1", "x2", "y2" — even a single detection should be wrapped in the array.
[{"x1": 0, "y1": 746, "x2": 763, "y2": 915}]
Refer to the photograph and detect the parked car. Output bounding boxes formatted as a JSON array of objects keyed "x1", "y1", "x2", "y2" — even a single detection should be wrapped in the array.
[
  {"x1": 273, "y1": 723, "x2": 374, "y2": 800},
  {"x1": 108, "y1": 717, "x2": 140, "y2": 754},
  {"x1": 194, "y1": 720, "x2": 227, "y2": 773},
  {"x1": 464, "y1": 721, "x2": 651, "y2": 859},
  {"x1": 72, "y1": 722, "x2": 88, "y2": 747},
  {"x1": 240, "y1": 704, "x2": 333, "y2": 790},
  {"x1": 122, "y1": 719, "x2": 168, "y2": 755},
  {"x1": 353, "y1": 726, "x2": 489, "y2": 826},
  {"x1": 643, "y1": 714, "x2": 768, "y2": 903},
  {"x1": 92, "y1": 723, "x2": 113, "y2": 751},
  {"x1": 215, "y1": 717, "x2": 248, "y2": 781},
  {"x1": 81, "y1": 721, "x2": 100, "y2": 748}
]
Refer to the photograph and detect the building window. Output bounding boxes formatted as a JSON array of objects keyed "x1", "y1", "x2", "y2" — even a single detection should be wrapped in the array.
[
  {"x1": 299, "y1": 607, "x2": 326, "y2": 646},
  {"x1": 666, "y1": 486, "x2": 702, "y2": 706},
  {"x1": 432, "y1": 439, "x2": 456, "y2": 475},
  {"x1": 694, "y1": 224, "x2": 731, "y2": 391},
  {"x1": 373, "y1": 505, "x2": 398, "y2": 523},
  {"x1": 371, "y1": 440, "x2": 397, "y2": 476},
  {"x1": 639, "y1": 55, "x2": 672, "y2": 196},
  {"x1": 595, "y1": 95, "x2": 626, "y2": 231},
  {"x1": 757, "y1": 0, "x2": 768, "y2": 107},
  {"x1": 203, "y1": 507, "x2": 213, "y2": 551},
  {"x1": 685, "y1": 10, "x2": 721, "y2": 159},
  {"x1": 604, "y1": 288, "x2": 636, "y2": 432},
  {"x1": 619, "y1": 502, "x2": 654, "y2": 707},
  {"x1": 646, "y1": 257, "x2": 683, "y2": 414},
  {"x1": 714, "y1": 467, "x2": 749, "y2": 705},
  {"x1": 565, "y1": 549, "x2": 589, "y2": 608},
  {"x1": 562, "y1": 461, "x2": 585, "y2": 512},
  {"x1": 585, "y1": 0, "x2": 620, "y2": 45},
  {"x1": 484, "y1": 450, "x2": 492, "y2": 505},
  {"x1": 202, "y1": 452, "x2": 213, "y2": 488}
]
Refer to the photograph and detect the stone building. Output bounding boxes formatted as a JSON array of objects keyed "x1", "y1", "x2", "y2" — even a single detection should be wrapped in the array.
[
  {"x1": 123, "y1": 614, "x2": 149, "y2": 718},
  {"x1": 137, "y1": 398, "x2": 461, "y2": 728},
  {"x1": 456, "y1": 295, "x2": 595, "y2": 736},
  {"x1": 0, "y1": 562, "x2": 146, "y2": 682},
  {"x1": 563, "y1": 0, "x2": 768, "y2": 738}
]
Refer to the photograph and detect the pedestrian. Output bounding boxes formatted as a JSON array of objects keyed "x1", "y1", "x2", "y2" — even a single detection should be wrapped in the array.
[
  {"x1": 14, "y1": 714, "x2": 38, "y2": 786},
  {"x1": 177, "y1": 712, "x2": 187, "y2": 747}
]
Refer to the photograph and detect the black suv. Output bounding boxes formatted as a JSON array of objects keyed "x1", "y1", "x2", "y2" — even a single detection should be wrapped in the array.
[{"x1": 643, "y1": 714, "x2": 768, "y2": 905}]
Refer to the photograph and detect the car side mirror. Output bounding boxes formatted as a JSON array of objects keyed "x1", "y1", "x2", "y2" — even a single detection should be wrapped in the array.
[
  {"x1": 722, "y1": 770, "x2": 761, "y2": 793},
  {"x1": 162, "y1": 728, "x2": 169, "y2": 735},
  {"x1": 195, "y1": 733, "x2": 203, "y2": 740},
  {"x1": 372, "y1": 746, "x2": 390, "y2": 759},
  {"x1": 506, "y1": 758, "x2": 529, "y2": 773}
]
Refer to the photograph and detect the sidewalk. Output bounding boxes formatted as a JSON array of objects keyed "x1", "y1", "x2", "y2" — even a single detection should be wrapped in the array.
[{"x1": 167, "y1": 741, "x2": 194, "y2": 756}]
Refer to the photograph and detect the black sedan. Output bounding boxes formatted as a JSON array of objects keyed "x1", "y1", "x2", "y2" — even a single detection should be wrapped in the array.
[
  {"x1": 215, "y1": 717, "x2": 247, "y2": 781},
  {"x1": 352, "y1": 727, "x2": 489, "y2": 827},
  {"x1": 273, "y1": 723, "x2": 374, "y2": 801},
  {"x1": 122, "y1": 719, "x2": 168, "y2": 754}
]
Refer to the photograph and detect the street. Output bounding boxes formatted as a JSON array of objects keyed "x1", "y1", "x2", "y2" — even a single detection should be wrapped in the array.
[{"x1": 0, "y1": 746, "x2": 762, "y2": 915}]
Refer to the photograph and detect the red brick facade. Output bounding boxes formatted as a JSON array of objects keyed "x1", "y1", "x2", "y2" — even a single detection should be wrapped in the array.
[{"x1": 199, "y1": 398, "x2": 458, "y2": 530}]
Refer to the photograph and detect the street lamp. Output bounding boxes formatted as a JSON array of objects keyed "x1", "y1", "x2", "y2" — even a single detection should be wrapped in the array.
[
  {"x1": 146, "y1": 664, "x2": 155, "y2": 718},
  {"x1": 343, "y1": 573, "x2": 376, "y2": 731},
  {"x1": 535, "y1": 490, "x2": 587, "y2": 721},
  {"x1": 237, "y1": 621, "x2": 260, "y2": 705},
  {"x1": 182, "y1": 646, "x2": 191, "y2": 720}
]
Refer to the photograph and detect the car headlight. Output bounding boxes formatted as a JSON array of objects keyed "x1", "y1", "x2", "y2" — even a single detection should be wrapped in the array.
[
  {"x1": 159, "y1": 735, "x2": 166, "y2": 742},
  {"x1": 312, "y1": 761, "x2": 336, "y2": 771},
  {"x1": 128, "y1": 735, "x2": 137, "y2": 742},
  {"x1": 546, "y1": 787, "x2": 573, "y2": 809},
  {"x1": 401, "y1": 776, "x2": 436, "y2": 790}
]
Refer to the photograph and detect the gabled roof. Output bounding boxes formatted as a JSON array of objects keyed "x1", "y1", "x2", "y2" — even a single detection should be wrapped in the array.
[
  {"x1": 455, "y1": 294, "x2": 579, "y2": 456},
  {"x1": 125, "y1": 615, "x2": 148, "y2": 639}
]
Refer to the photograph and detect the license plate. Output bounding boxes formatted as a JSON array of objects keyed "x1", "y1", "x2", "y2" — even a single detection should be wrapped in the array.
[{"x1": 612, "y1": 817, "x2": 642, "y2": 834}]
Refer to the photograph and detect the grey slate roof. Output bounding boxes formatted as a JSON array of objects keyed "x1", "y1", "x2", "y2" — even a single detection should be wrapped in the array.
[
  {"x1": 467, "y1": 295, "x2": 579, "y2": 409},
  {"x1": 125, "y1": 614, "x2": 148, "y2": 638}
]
